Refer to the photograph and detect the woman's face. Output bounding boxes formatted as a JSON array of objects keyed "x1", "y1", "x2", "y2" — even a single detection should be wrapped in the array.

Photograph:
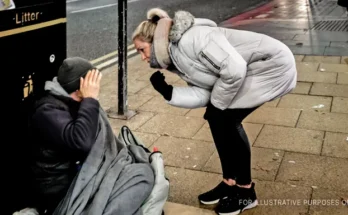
[{"x1": 134, "y1": 38, "x2": 151, "y2": 63}]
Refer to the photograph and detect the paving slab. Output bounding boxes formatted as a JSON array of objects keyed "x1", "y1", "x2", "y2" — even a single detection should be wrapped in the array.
[
  {"x1": 287, "y1": 45, "x2": 326, "y2": 55},
  {"x1": 330, "y1": 42, "x2": 348, "y2": 48},
  {"x1": 337, "y1": 72, "x2": 348, "y2": 85},
  {"x1": 303, "y1": 56, "x2": 341, "y2": 64},
  {"x1": 275, "y1": 152, "x2": 348, "y2": 192},
  {"x1": 254, "y1": 125, "x2": 324, "y2": 154},
  {"x1": 109, "y1": 111, "x2": 156, "y2": 132},
  {"x1": 128, "y1": 79, "x2": 150, "y2": 94},
  {"x1": 127, "y1": 55, "x2": 154, "y2": 80},
  {"x1": 100, "y1": 69, "x2": 151, "y2": 95},
  {"x1": 132, "y1": 131, "x2": 161, "y2": 148},
  {"x1": 137, "y1": 114, "x2": 206, "y2": 138},
  {"x1": 164, "y1": 202, "x2": 215, "y2": 215},
  {"x1": 100, "y1": 79, "x2": 118, "y2": 95},
  {"x1": 262, "y1": 98, "x2": 280, "y2": 107},
  {"x1": 290, "y1": 82, "x2": 312, "y2": 95},
  {"x1": 325, "y1": 47, "x2": 348, "y2": 56},
  {"x1": 100, "y1": 65, "x2": 118, "y2": 86},
  {"x1": 138, "y1": 78, "x2": 189, "y2": 96},
  {"x1": 241, "y1": 180, "x2": 311, "y2": 215},
  {"x1": 277, "y1": 94, "x2": 332, "y2": 112},
  {"x1": 296, "y1": 62, "x2": 320, "y2": 72},
  {"x1": 192, "y1": 122, "x2": 213, "y2": 142},
  {"x1": 318, "y1": 63, "x2": 348, "y2": 73},
  {"x1": 127, "y1": 94, "x2": 155, "y2": 110},
  {"x1": 152, "y1": 136, "x2": 215, "y2": 170},
  {"x1": 138, "y1": 96, "x2": 190, "y2": 116},
  {"x1": 293, "y1": 34, "x2": 348, "y2": 42},
  {"x1": 165, "y1": 166, "x2": 221, "y2": 208},
  {"x1": 294, "y1": 55, "x2": 305, "y2": 62},
  {"x1": 244, "y1": 123, "x2": 264, "y2": 144},
  {"x1": 297, "y1": 111, "x2": 348, "y2": 133},
  {"x1": 185, "y1": 108, "x2": 206, "y2": 118},
  {"x1": 308, "y1": 188, "x2": 348, "y2": 215},
  {"x1": 262, "y1": 32, "x2": 297, "y2": 40},
  {"x1": 99, "y1": 92, "x2": 117, "y2": 110},
  {"x1": 310, "y1": 83, "x2": 348, "y2": 98},
  {"x1": 297, "y1": 70, "x2": 337, "y2": 83},
  {"x1": 100, "y1": 93, "x2": 152, "y2": 111},
  {"x1": 244, "y1": 107, "x2": 301, "y2": 127},
  {"x1": 341, "y1": 56, "x2": 348, "y2": 64},
  {"x1": 137, "y1": 85, "x2": 161, "y2": 96},
  {"x1": 129, "y1": 68, "x2": 153, "y2": 81},
  {"x1": 282, "y1": 40, "x2": 330, "y2": 48},
  {"x1": 203, "y1": 147, "x2": 285, "y2": 181},
  {"x1": 321, "y1": 132, "x2": 348, "y2": 159},
  {"x1": 331, "y1": 97, "x2": 348, "y2": 114}
]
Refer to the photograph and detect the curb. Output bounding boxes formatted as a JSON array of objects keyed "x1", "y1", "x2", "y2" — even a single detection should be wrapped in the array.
[{"x1": 92, "y1": 44, "x2": 138, "y2": 71}]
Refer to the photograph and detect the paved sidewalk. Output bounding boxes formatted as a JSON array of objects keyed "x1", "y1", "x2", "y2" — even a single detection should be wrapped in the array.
[
  {"x1": 99, "y1": 52, "x2": 348, "y2": 214},
  {"x1": 220, "y1": 0, "x2": 348, "y2": 56},
  {"x1": 98, "y1": 1, "x2": 348, "y2": 214}
]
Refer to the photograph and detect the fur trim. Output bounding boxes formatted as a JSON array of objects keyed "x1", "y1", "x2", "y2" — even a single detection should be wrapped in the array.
[
  {"x1": 152, "y1": 18, "x2": 173, "y2": 69},
  {"x1": 147, "y1": 8, "x2": 170, "y2": 20},
  {"x1": 169, "y1": 11, "x2": 195, "y2": 43}
]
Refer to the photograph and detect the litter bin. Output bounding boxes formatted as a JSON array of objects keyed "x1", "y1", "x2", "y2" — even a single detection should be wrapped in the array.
[{"x1": 0, "y1": 0, "x2": 66, "y2": 213}]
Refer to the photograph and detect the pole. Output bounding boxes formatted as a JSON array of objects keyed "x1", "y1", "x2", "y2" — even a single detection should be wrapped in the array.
[
  {"x1": 118, "y1": 0, "x2": 127, "y2": 115},
  {"x1": 107, "y1": 0, "x2": 136, "y2": 120}
]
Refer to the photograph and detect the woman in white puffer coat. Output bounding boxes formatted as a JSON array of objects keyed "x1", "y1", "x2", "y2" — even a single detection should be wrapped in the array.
[{"x1": 132, "y1": 8, "x2": 297, "y2": 215}]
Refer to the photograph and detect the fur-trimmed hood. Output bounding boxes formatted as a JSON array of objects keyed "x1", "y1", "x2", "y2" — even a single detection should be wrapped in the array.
[{"x1": 169, "y1": 11, "x2": 217, "y2": 43}]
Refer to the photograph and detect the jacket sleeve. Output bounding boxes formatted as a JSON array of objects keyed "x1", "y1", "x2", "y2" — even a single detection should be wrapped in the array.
[
  {"x1": 196, "y1": 30, "x2": 247, "y2": 110},
  {"x1": 33, "y1": 98, "x2": 100, "y2": 153},
  {"x1": 167, "y1": 85, "x2": 211, "y2": 109}
]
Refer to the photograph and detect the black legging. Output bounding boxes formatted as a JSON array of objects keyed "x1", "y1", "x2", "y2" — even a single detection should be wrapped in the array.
[{"x1": 204, "y1": 105, "x2": 258, "y2": 185}]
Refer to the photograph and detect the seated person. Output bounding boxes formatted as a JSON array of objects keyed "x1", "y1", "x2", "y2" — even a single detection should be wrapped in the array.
[{"x1": 29, "y1": 57, "x2": 154, "y2": 214}]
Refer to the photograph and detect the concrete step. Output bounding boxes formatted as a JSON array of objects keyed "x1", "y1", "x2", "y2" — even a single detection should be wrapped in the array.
[{"x1": 164, "y1": 202, "x2": 215, "y2": 215}]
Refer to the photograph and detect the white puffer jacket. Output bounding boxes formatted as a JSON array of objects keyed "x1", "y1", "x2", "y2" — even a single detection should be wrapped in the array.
[{"x1": 166, "y1": 11, "x2": 297, "y2": 110}]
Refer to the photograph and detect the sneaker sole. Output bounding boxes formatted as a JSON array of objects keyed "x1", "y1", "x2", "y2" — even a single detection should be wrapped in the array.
[
  {"x1": 200, "y1": 199, "x2": 220, "y2": 205},
  {"x1": 218, "y1": 200, "x2": 258, "y2": 215}
]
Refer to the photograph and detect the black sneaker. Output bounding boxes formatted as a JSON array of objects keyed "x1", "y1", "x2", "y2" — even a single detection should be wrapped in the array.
[
  {"x1": 215, "y1": 182, "x2": 258, "y2": 215},
  {"x1": 198, "y1": 182, "x2": 237, "y2": 205}
]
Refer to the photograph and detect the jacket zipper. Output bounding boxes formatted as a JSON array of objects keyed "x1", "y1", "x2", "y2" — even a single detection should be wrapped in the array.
[{"x1": 200, "y1": 52, "x2": 221, "y2": 70}]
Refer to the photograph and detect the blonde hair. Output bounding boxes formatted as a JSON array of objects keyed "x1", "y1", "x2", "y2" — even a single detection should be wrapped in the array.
[{"x1": 132, "y1": 8, "x2": 169, "y2": 43}]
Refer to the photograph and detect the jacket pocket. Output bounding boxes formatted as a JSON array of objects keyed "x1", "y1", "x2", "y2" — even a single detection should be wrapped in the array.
[
  {"x1": 193, "y1": 62, "x2": 218, "y2": 77},
  {"x1": 198, "y1": 40, "x2": 229, "y2": 74}
]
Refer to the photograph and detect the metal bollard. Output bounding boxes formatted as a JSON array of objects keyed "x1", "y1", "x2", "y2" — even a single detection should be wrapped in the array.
[{"x1": 107, "y1": 0, "x2": 136, "y2": 120}]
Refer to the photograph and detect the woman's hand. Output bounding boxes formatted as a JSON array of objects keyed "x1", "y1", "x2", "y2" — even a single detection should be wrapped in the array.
[{"x1": 150, "y1": 71, "x2": 173, "y2": 101}]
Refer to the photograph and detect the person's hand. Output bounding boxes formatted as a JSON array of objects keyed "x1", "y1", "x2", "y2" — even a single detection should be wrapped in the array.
[
  {"x1": 150, "y1": 71, "x2": 167, "y2": 92},
  {"x1": 150, "y1": 71, "x2": 165, "y2": 85},
  {"x1": 79, "y1": 69, "x2": 102, "y2": 99},
  {"x1": 149, "y1": 71, "x2": 173, "y2": 101}
]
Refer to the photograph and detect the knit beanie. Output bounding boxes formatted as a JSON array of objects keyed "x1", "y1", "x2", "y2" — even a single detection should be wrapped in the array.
[{"x1": 57, "y1": 57, "x2": 94, "y2": 93}]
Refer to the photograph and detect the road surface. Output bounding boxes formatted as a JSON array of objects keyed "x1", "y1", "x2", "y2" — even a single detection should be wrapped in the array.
[{"x1": 67, "y1": 0, "x2": 269, "y2": 61}]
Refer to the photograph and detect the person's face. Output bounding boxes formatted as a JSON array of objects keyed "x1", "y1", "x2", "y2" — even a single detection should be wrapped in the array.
[{"x1": 134, "y1": 38, "x2": 151, "y2": 63}]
